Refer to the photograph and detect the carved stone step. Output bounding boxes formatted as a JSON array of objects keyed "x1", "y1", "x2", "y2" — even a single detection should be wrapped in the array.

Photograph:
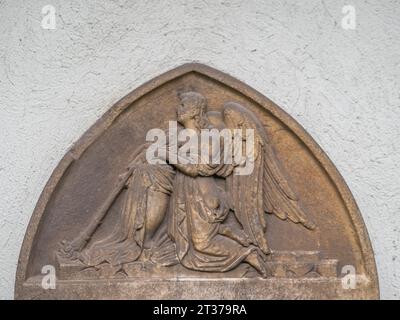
[
  {"x1": 56, "y1": 251, "x2": 338, "y2": 280},
  {"x1": 269, "y1": 251, "x2": 321, "y2": 264},
  {"x1": 316, "y1": 259, "x2": 339, "y2": 277}
]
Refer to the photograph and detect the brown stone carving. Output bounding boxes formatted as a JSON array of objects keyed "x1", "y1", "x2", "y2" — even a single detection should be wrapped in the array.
[{"x1": 15, "y1": 64, "x2": 379, "y2": 299}]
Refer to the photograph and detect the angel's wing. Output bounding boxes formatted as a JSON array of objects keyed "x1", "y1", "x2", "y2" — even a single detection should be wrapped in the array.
[
  {"x1": 261, "y1": 135, "x2": 315, "y2": 230},
  {"x1": 223, "y1": 102, "x2": 315, "y2": 253}
]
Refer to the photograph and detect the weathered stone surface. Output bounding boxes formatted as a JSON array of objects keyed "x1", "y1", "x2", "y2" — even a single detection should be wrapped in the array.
[
  {"x1": 19, "y1": 276, "x2": 376, "y2": 300},
  {"x1": 15, "y1": 64, "x2": 379, "y2": 299}
]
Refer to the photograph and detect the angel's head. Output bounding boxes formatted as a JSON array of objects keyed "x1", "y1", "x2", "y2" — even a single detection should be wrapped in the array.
[{"x1": 177, "y1": 91, "x2": 208, "y2": 129}]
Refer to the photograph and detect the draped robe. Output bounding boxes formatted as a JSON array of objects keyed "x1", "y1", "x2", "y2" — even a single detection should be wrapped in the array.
[
  {"x1": 80, "y1": 147, "x2": 175, "y2": 267},
  {"x1": 168, "y1": 137, "x2": 263, "y2": 272}
]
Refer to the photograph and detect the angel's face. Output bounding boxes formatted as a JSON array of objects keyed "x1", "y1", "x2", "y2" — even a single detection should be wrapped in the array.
[{"x1": 177, "y1": 99, "x2": 199, "y2": 125}]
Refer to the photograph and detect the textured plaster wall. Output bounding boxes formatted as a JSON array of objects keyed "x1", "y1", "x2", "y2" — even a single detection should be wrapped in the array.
[{"x1": 0, "y1": 0, "x2": 399, "y2": 299}]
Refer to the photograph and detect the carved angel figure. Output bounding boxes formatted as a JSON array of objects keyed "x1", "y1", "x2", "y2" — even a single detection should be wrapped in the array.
[
  {"x1": 58, "y1": 91, "x2": 315, "y2": 278},
  {"x1": 167, "y1": 94, "x2": 315, "y2": 277}
]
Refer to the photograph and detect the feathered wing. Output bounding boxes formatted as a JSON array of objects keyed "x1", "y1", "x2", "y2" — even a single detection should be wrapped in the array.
[
  {"x1": 223, "y1": 103, "x2": 315, "y2": 253},
  {"x1": 225, "y1": 133, "x2": 270, "y2": 253},
  {"x1": 262, "y1": 136, "x2": 315, "y2": 229}
]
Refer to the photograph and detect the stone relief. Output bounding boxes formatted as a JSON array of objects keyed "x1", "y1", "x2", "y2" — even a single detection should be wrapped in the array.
[
  {"x1": 15, "y1": 64, "x2": 378, "y2": 299},
  {"x1": 57, "y1": 91, "x2": 325, "y2": 280}
]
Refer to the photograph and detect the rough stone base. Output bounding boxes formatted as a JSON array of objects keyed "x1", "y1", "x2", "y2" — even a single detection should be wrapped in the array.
[{"x1": 17, "y1": 276, "x2": 377, "y2": 300}]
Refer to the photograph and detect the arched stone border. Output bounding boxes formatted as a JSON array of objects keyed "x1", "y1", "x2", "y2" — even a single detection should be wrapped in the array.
[{"x1": 15, "y1": 63, "x2": 379, "y2": 299}]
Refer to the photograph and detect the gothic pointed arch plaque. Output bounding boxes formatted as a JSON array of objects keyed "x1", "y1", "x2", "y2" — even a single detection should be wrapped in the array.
[{"x1": 15, "y1": 63, "x2": 379, "y2": 299}]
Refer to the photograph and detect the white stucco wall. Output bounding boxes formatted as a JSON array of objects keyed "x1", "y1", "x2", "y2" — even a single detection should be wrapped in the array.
[{"x1": 0, "y1": 0, "x2": 399, "y2": 299}]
